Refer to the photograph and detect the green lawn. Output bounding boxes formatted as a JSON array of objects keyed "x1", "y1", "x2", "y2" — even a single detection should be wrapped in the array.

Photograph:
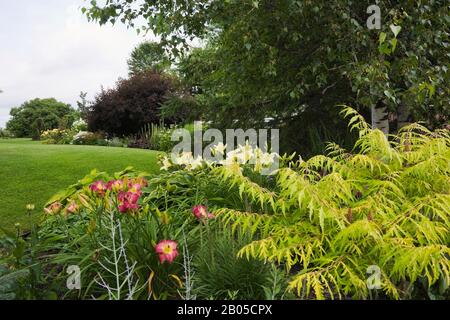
[{"x1": 0, "y1": 139, "x2": 160, "y2": 233}]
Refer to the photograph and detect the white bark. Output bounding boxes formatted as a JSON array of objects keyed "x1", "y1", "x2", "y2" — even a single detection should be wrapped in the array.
[{"x1": 371, "y1": 104, "x2": 389, "y2": 134}]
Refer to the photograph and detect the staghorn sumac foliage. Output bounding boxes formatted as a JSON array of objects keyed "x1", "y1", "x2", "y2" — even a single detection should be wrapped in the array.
[
  {"x1": 87, "y1": 71, "x2": 178, "y2": 136},
  {"x1": 214, "y1": 107, "x2": 450, "y2": 300}
]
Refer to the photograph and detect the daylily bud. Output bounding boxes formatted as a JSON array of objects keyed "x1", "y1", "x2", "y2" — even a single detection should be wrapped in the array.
[
  {"x1": 192, "y1": 205, "x2": 215, "y2": 221},
  {"x1": 78, "y1": 194, "x2": 90, "y2": 207},
  {"x1": 44, "y1": 202, "x2": 63, "y2": 215}
]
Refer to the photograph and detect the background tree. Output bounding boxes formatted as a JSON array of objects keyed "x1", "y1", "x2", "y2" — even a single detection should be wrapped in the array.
[
  {"x1": 86, "y1": 71, "x2": 178, "y2": 136},
  {"x1": 6, "y1": 98, "x2": 77, "y2": 138},
  {"x1": 127, "y1": 41, "x2": 171, "y2": 75},
  {"x1": 76, "y1": 91, "x2": 89, "y2": 121}
]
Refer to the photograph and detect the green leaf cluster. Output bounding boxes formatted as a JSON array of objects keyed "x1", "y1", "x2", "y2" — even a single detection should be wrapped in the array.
[{"x1": 214, "y1": 106, "x2": 450, "y2": 299}]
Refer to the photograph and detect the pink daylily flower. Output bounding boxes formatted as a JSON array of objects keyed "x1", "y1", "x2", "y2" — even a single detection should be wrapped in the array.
[
  {"x1": 118, "y1": 190, "x2": 141, "y2": 213},
  {"x1": 133, "y1": 177, "x2": 148, "y2": 188},
  {"x1": 107, "y1": 179, "x2": 125, "y2": 192},
  {"x1": 192, "y1": 205, "x2": 215, "y2": 221},
  {"x1": 155, "y1": 240, "x2": 179, "y2": 264},
  {"x1": 128, "y1": 183, "x2": 142, "y2": 194},
  {"x1": 90, "y1": 180, "x2": 108, "y2": 196}
]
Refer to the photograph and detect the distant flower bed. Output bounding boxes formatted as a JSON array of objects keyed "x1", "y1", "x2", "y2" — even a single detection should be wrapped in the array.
[
  {"x1": 40, "y1": 128, "x2": 73, "y2": 145},
  {"x1": 39, "y1": 119, "x2": 102, "y2": 146},
  {"x1": 38, "y1": 121, "x2": 202, "y2": 153},
  {"x1": 72, "y1": 131, "x2": 106, "y2": 146},
  {"x1": 39, "y1": 120, "x2": 176, "y2": 150},
  {"x1": 39, "y1": 119, "x2": 129, "y2": 148}
]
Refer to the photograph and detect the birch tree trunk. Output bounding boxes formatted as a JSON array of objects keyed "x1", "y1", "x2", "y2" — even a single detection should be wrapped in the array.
[
  {"x1": 397, "y1": 103, "x2": 411, "y2": 130},
  {"x1": 371, "y1": 102, "x2": 389, "y2": 134}
]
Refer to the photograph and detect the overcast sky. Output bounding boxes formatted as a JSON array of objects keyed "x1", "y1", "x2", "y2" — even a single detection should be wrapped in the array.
[{"x1": 0, "y1": 0, "x2": 149, "y2": 127}]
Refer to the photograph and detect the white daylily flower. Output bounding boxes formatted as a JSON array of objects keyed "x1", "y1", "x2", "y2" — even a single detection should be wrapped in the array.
[
  {"x1": 190, "y1": 156, "x2": 204, "y2": 170},
  {"x1": 239, "y1": 143, "x2": 254, "y2": 163},
  {"x1": 260, "y1": 152, "x2": 278, "y2": 166},
  {"x1": 226, "y1": 149, "x2": 246, "y2": 164},
  {"x1": 174, "y1": 152, "x2": 194, "y2": 166},
  {"x1": 212, "y1": 142, "x2": 227, "y2": 155}
]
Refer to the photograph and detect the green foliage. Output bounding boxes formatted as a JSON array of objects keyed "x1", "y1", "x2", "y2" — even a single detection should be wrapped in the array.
[
  {"x1": 128, "y1": 41, "x2": 171, "y2": 75},
  {"x1": 10, "y1": 168, "x2": 231, "y2": 300},
  {"x1": 212, "y1": 107, "x2": 450, "y2": 299},
  {"x1": 0, "y1": 128, "x2": 13, "y2": 138},
  {"x1": 76, "y1": 92, "x2": 90, "y2": 121},
  {"x1": 2, "y1": 162, "x2": 287, "y2": 300},
  {"x1": 148, "y1": 123, "x2": 182, "y2": 152},
  {"x1": 107, "y1": 137, "x2": 128, "y2": 148},
  {"x1": 192, "y1": 229, "x2": 288, "y2": 300},
  {"x1": 0, "y1": 266, "x2": 30, "y2": 300},
  {"x1": 6, "y1": 98, "x2": 78, "y2": 138},
  {"x1": 32, "y1": 169, "x2": 183, "y2": 299},
  {"x1": 160, "y1": 93, "x2": 201, "y2": 125},
  {"x1": 142, "y1": 122, "x2": 203, "y2": 153},
  {"x1": 0, "y1": 208, "x2": 60, "y2": 300},
  {"x1": 40, "y1": 127, "x2": 127, "y2": 148},
  {"x1": 72, "y1": 119, "x2": 88, "y2": 132}
]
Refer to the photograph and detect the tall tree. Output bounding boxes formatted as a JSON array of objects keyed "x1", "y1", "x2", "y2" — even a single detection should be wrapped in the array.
[
  {"x1": 76, "y1": 91, "x2": 89, "y2": 121},
  {"x1": 128, "y1": 41, "x2": 171, "y2": 75},
  {"x1": 84, "y1": 0, "x2": 449, "y2": 151}
]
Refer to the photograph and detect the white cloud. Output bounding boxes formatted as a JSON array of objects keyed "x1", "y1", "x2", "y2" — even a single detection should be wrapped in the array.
[{"x1": 0, "y1": 0, "x2": 152, "y2": 127}]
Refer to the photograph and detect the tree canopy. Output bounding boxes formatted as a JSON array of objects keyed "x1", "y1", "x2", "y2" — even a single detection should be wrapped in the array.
[
  {"x1": 128, "y1": 41, "x2": 171, "y2": 75},
  {"x1": 6, "y1": 98, "x2": 77, "y2": 138},
  {"x1": 84, "y1": 0, "x2": 449, "y2": 153},
  {"x1": 87, "y1": 71, "x2": 178, "y2": 136}
]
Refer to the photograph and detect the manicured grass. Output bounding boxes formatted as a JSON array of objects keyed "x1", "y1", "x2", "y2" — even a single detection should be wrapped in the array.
[{"x1": 0, "y1": 139, "x2": 160, "y2": 233}]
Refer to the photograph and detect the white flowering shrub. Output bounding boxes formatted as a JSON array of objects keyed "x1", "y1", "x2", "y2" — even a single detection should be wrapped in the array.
[
  {"x1": 71, "y1": 119, "x2": 88, "y2": 132},
  {"x1": 72, "y1": 131, "x2": 105, "y2": 145}
]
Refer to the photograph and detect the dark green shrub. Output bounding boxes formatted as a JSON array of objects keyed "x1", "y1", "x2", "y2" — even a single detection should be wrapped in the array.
[{"x1": 6, "y1": 98, "x2": 78, "y2": 138}]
